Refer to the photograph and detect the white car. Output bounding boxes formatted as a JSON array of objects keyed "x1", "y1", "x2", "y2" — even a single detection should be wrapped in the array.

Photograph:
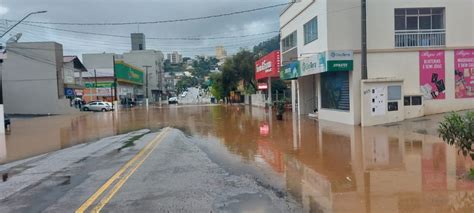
[
  {"x1": 82, "y1": 101, "x2": 112, "y2": 112},
  {"x1": 168, "y1": 97, "x2": 178, "y2": 104}
]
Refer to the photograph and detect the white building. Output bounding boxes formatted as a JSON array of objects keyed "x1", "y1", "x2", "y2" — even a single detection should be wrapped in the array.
[
  {"x1": 2, "y1": 42, "x2": 76, "y2": 115},
  {"x1": 167, "y1": 51, "x2": 183, "y2": 64},
  {"x1": 280, "y1": 0, "x2": 474, "y2": 126}
]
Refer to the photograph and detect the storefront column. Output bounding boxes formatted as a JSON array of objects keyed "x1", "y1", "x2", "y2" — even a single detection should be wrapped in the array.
[
  {"x1": 291, "y1": 80, "x2": 297, "y2": 114},
  {"x1": 267, "y1": 77, "x2": 272, "y2": 104}
]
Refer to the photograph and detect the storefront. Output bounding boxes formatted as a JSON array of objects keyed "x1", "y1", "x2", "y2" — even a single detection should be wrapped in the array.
[
  {"x1": 82, "y1": 81, "x2": 115, "y2": 103},
  {"x1": 281, "y1": 50, "x2": 354, "y2": 119},
  {"x1": 115, "y1": 61, "x2": 144, "y2": 104},
  {"x1": 255, "y1": 50, "x2": 281, "y2": 104}
]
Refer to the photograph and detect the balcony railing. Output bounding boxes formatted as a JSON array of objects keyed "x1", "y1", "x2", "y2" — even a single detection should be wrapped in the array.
[{"x1": 395, "y1": 29, "x2": 445, "y2": 48}]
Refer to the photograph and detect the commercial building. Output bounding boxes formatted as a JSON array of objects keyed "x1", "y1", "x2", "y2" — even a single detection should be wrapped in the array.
[
  {"x1": 215, "y1": 46, "x2": 227, "y2": 61},
  {"x1": 63, "y1": 56, "x2": 87, "y2": 99},
  {"x1": 280, "y1": 0, "x2": 474, "y2": 126},
  {"x1": 2, "y1": 42, "x2": 77, "y2": 114},
  {"x1": 131, "y1": 33, "x2": 146, "y2": 51},
  {"x1": 122, "y1": 50, "x2": 165, "y2": 102},
  {"x1": 254, "y1": 50, "x2": 281, "y2": 106},
  {"x1": 82, "y1": 53, "x2": 145, "y2": 103},
  {"x1": 167, "y1": 51, "x2": 183, "y2": 64}
]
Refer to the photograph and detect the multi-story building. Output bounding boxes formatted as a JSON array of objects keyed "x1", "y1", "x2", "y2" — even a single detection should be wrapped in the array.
[
  {"x1": 82, "y1": 53, "x2": 145, "y2": 103},
  {"x1": 2, "y1": 42, "x2": 77, "y2": 114},
  {"x1": 215, "y1": 46, "x2": 227, "y2": 61},
  {"x1": 123, "y1": 50, "x2": 165, "y2": 102},
  {"x1": 167, "y1": 51, "x2": 183, "y2": 64},
  {"x1": 280, "y1": 0, "x2": 474, "y2": 126}
]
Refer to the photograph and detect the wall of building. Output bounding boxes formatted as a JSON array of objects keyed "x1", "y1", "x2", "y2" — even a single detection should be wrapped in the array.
[
  {"x1": 82, "y1": 53, "x2": 115, "y2": 70},
  {"x1": 280, "y1": 0, "x2": 329, "y2": 58},
  {"x1": 367, "y1": 0, "x2": 473, "y2": 49},
  {"x1": 123, "y1": 50, "x2": 165, "y2": 102},
  {"x1": 361, "y1": 79, "x2": 405, "y2": 126},
  {"x1": 368, "y1": 50, "x2": 474, "y2": 116},
  {"x1": 326, "y1": 0, "x2": 360, "y2": 51},
  {"x1": 3, "y1": 42, "x2": 73, "y2": 115}
]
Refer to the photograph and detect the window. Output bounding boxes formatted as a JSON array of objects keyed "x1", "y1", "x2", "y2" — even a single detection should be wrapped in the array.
[
  {"x1": 282, "y1": 31, "x2": 297, "y2": 52},
  {"x1": 387, "y1": 86, "x2": 401, "y2": 100},
  {"x1": 404, "y1": 95, "x2": 423, "y2": 106},
  {"x1": 395, "y1": 8, "x2": 445, "y2": 31},
  {"x1": 321, "y1": 72, "x2": 350, "y2": 111},
  {"x1": 388, "y1": 102, "x2": 399, "y2": 111},
  {"x1": 304, "y1": 17, "x2": 318, "y2": 44},
  {"x1": 394, "y1": 8, "x2": 445, "y2": 47}
]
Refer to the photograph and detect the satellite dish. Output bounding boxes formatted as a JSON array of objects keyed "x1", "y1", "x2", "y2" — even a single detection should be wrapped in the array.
[{"x1": 6, "y1": 33, "x2": 22, "y2": 44}]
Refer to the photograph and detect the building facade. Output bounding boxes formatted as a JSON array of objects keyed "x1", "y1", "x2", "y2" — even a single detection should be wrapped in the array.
[
  {"x1": 82, "y1": 53, "x2": 145, "y2": 103},
  {"x1": 2, "y1": 42, "x2": 76, "y2": 114},
  {"x1": 122, "y1": 50, "x2": 165, "y2": 102},
  {"x1": 167, "y1": 51, "x2": 183, "y2": 64},
  {"x1": 280, "y1": 0, "x2": 474, "y2": 126}
]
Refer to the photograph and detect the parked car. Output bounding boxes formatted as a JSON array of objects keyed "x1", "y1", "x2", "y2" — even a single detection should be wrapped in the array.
[
  {"x1": 82, "y1": 101, "x2": 112, "y2": 112},
  {"x1": 180, "y1": 92, "x2": 187, "y2": 97},
  {"x1": 168, "y1": 97, "x2": 178, "y2": 104},
  {"x1": 4, "y1": 114, "x2": 10, "y2": 130}
]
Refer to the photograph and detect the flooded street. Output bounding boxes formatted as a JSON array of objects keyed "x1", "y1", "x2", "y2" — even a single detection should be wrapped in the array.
[{"x1": 1, "y1": 105, "x2": 474, "y2": 212}]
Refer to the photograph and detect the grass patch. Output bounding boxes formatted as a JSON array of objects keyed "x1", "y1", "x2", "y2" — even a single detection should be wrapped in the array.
[{"x1": 118, "y1": 133, "x2": 148, "y2": 151}]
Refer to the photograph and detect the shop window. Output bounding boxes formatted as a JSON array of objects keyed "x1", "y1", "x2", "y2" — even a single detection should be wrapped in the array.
[
  {"x1": 388, "y1": 85, "x2": 401, "y2": 100},
  {"x1": 321, "y1": 72, "x2": 350, "y2": 111}
]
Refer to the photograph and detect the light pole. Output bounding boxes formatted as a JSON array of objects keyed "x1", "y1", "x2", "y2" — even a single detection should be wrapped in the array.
[
  {"x1": 1, "y1": 11, "x2": 47, "y2": 39},
  {"x1": 143, "y1": 65, "x2": 152, "y2": 107}
]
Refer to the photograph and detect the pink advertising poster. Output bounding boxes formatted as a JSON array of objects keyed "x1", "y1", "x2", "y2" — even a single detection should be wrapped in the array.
[
  {"x1": 454, "y1": 49, "x2": 474, "y2": 98},
  {"x1": 419, "y1": 50, "x2": 446, "y2": 100}
]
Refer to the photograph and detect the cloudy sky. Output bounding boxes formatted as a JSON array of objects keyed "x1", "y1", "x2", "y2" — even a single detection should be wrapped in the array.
[{"x1": 0, "y1": 0, "x2": 288, "y2": 58}]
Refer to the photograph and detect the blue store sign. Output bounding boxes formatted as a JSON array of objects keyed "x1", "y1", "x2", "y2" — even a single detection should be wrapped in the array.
[{"x1": 64, "y1": 88, "x2": 75, "y2": 96}]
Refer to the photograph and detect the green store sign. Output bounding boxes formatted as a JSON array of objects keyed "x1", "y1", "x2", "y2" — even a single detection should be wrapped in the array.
[
  {"x1": 280, "y1": 61, "x2": 301, "y2": 80},
  {"x1": 85, "y1": 82, "x2": 114, "y2": 88},
  {"x1": 115, "y1": 61, "x2": 144, "y2": 85},
  {"x1": 327, "y1": 60, "x2": 353, "y2": 72}
]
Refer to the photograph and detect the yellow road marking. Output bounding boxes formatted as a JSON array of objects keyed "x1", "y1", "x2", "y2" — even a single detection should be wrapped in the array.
[{"x1": 76, "y1": 128, "x2": 171, "y2": 213}]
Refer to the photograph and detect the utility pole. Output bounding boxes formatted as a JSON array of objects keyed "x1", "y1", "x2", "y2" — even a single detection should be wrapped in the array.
[
  {"x1": 361, "y1": 0, "x2": 368, "y2": 80},
  {"x1": 143, "y1": 65, "x2": 152, "y2": 107},
  {"x1": 0, "y1": 11, "x2": 47, "y2": 39},
  {"x1": 113, "y1": 55, "x2": 118, "y2": 108},
  {"x1": 94, "y1": 69, "x2": 98, "y2": 100}
]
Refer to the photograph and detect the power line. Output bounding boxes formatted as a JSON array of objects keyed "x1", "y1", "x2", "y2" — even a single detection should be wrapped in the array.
[
  {"x1": 6, "y1": 3, "x2": 289, "y2": 26},
  {"x1": 19, "y1": 23, "x2": 279, "y2": 41}
]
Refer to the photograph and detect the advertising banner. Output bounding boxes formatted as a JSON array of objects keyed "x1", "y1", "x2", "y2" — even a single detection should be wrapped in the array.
[
  {"x1": 326, "y1": 50, "x2": 354, "y2": 72},
  {"x1": 257, "y1": 83, "x2": 268, "y2": 90},
  {"x1": 280, "y1": 61, "x2": 300, "y2": 80},
  {"x1": 419, "y1": 50, "x2": 445, "y2": 100},
  {"x1": 115, "y1": 61, "x2": 144, "y2": 85},
  {"x1": 85, "y1": 82, "x2": 114, "y2": 88},
  {"x1": 300, "y1": 53, "x2": 326, "y2": 77},
  {"x1": 255, "y1": 50, "x2": 281, "y2": 80},
  {"x1": 454, "y1": 49, "x2": 474, "y2": 98}
]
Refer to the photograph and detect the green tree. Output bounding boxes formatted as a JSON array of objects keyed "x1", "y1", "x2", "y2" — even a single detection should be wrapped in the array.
[
  {"x1": 209, "y1": 73, "x2": 225, "y2": 100},
  {"x1": 253, "y1": 35, "x2": 280, "y2": 58},
  {"x1": 175, "y1": 76, "x2": 198, "y2": 94},
  {"x1": 438, "y1": 111, "x2": 474, "y2": 178}
]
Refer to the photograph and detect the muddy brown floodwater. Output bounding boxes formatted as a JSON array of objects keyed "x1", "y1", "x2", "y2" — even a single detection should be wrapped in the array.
[{"x1": 1, "y1": 105, "x2": 473, "y2": 212}]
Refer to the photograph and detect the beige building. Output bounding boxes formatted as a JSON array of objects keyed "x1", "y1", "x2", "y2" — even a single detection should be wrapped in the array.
[
  {"x1": 280, "y1": 0, "x2": 474, "y2": 126},
  {"x1": 167, "y1": 51, "x2": 182, "y2": 64},
  {"x1": 215, "y1": 46, "x2": 227, "y2": 61}
]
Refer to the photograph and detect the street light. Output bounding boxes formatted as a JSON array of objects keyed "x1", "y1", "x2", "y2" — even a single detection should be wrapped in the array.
[{"x1": 0, "y1": 10, "x2": 47, "y2": 39}]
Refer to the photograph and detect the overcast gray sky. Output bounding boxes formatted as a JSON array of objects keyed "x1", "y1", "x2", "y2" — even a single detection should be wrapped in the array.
[{"x1": 0, "y1": 0, "x2": 287, "y2": 58}]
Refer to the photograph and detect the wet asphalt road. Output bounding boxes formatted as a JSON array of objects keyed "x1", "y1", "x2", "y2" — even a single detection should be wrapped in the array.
[{"x1": 0, "y1": 105, "x2": 474, "y2": 212}]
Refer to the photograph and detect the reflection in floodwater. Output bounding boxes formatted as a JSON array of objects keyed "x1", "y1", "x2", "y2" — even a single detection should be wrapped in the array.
[{"x1": 1, "y1": 105, "x2": 474, "y2": 211}]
